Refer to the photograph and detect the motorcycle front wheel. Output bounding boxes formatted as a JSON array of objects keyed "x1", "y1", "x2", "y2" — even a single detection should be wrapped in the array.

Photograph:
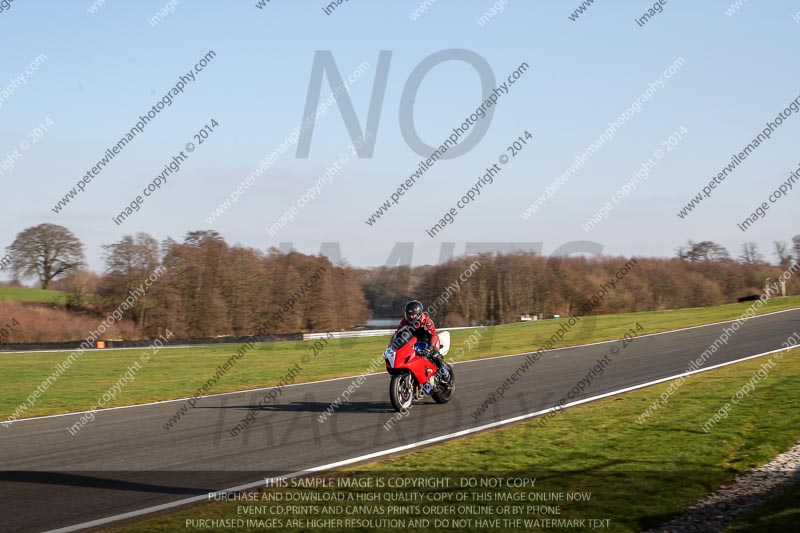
[
  {"x1": 389, "y1": 373, "x2": 414, "y2": 413},
  {"x1": 432, "y1": 364, "x2": 455, "y2": 404}
]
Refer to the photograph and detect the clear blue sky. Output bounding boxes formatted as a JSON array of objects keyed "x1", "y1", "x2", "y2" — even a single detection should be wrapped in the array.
[{"x1": 1, "y1": 0, "x2": 798, "y2": 276}]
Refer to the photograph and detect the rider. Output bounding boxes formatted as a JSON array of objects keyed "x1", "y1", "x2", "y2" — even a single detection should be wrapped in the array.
[{"x1": 392, "y1": 300, "x2": 446, "y2": 373}]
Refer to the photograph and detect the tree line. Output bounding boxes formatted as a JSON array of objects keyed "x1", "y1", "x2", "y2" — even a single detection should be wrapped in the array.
[
  {"x1": 2, "y1": 224, "x2": 799, "y2": 339},
  {"x1": 358, "y1": 238, "x2": 800, "y2": 326},
  {"x1": 4, "y1": 225, "x2": 368, "y2": 339}
]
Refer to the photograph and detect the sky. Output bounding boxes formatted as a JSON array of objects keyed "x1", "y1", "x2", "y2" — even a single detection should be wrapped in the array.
[{"x1": 1, "y1": 0, "x2": 799, "y2": 277}]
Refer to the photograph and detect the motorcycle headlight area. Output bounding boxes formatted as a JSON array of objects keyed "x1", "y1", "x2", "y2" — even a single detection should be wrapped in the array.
[{"x1": 384, "y1": 348, "x2": 397, "y2": 366}]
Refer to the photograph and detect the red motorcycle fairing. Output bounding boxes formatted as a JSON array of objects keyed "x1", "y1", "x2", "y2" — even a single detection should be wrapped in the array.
[{"x1": 385, "y1": 331, "x2": 439, "y2": 386}]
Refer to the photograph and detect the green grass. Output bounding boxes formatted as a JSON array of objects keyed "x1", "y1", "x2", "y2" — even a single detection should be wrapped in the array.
[
  {"x1": 725, "y1": 481, "x2": 800, "y2": 532},
  {"x1": 2, "y1": 296, "x2": 800, "y2": 420},
  {"x1": 0, "y1": 285, "x2": 68, "y2": 304},
  {"x1": 118, "y1": 347, "x2": 800, "y2": 532}
]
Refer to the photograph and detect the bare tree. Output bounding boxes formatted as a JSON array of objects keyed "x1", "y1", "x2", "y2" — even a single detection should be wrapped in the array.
[
  {"x1": 774, "y1": 241, "x2": 792, "y2": 268},
  {"x1": 793, "y1": 235, "x2": 800, "y2": 265},
  {"x1": 679, "y1": 240, "x2": 731, "y2": 262},
  {"x1": 6, "y1": 224, "x2": 84, "y2": 289},
  {"x1": 59, "y1": 268, "x2": 100, "y2": 309},
  {"x1": 739, "y1": 242, "x2": 764, "y2": 265},
  {"x1": 101, "y1": 233, "x2": 161, "y2": 328}
]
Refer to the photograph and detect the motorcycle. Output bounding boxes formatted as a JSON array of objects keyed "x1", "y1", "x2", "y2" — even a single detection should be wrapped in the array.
[{"x1": 383, "y1": 328, "x2": 455, "y2": 413}]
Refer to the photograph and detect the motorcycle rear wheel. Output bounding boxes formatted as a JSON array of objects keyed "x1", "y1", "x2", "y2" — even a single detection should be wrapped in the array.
[{"x1": 389, "y1": 373, "x2": 414, "y2": 413}]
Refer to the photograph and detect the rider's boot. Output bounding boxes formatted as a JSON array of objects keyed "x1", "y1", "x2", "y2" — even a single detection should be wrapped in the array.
[{"x1": 431, "y1": 350, "x2": 448, "y2": 378}]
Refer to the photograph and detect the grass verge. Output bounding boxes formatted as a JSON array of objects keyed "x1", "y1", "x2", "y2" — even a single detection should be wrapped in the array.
[
  {"x1": 725, "y1": 481, "x2": 800, "y2": 532},
  {"x1": 2, "y1": 296, "x2": 799, "y2": 420},
  {"x1": 0, "y1": 286, "x2": 68, "y2": 304},
  {"x1": 118, "y1": 346, "x2": 800, "y2": 532}
]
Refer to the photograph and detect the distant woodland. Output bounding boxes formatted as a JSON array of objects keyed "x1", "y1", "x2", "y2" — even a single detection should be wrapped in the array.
[{"x1": 2, "y1": 224, "x2": 799, "y2": 341}]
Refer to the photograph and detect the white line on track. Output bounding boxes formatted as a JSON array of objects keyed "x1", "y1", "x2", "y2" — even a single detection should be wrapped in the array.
[
  {"x1": 46, "y1": 342, "x2": 796, "y2": 532},
  {"x1": 8, "y1": 306, "x2": 799, "y2": 426}
]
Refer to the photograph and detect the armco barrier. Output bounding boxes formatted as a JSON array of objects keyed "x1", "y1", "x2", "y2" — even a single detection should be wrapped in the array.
[
  {"x1": 304, "y1": 329, "x2": 396, "y2": 340},
  {"x1": 0, "y1": 327, "x2": 478, "y2": 353},
  {"x1": 303, "y1": 326, "x2": 475, "y2": 341}
]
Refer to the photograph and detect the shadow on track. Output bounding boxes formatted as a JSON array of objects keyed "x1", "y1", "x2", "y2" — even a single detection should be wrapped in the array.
[
  {"x1": 194, "y1": 400, "x2": 435, "y2": 414},
  {"x1": 0, "y1": 471, "x2": 212, "y2": 494}
]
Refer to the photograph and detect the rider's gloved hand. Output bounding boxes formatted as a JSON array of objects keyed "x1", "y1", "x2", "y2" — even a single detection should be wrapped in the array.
[{"x1": 429, "y1": 349, "x2": 444, "y2": 369}]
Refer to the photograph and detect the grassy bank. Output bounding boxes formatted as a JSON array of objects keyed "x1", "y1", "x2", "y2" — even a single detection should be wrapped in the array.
[
  {"x1": 0, "y1": 286, "x2": 68, "y2": 304},
  {"x1": 119, "y1": 346, "x2": 800, "y2": 532},
  {"x1": 2, "y1": 296, "x2": 799, "y2": 419},
  {"x1": 726, "y1": 481, "x2": 800, "y2": 532}
]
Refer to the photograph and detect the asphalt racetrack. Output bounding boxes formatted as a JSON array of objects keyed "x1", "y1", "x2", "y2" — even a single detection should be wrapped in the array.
[{"x1": 2, "y1": 309, "x2": 799, "y2": 532}]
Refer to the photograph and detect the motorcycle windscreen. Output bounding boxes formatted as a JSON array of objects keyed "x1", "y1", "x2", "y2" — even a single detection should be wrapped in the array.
[
  {"x1": 389, "y1": 326, "x2": 415, "y2": 351},
  {"x1": 438, "y1": 330, "x2": 451, "y2": 356}
]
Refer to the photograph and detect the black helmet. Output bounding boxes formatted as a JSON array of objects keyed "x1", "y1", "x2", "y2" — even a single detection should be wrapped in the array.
[{"x1": 404, "y1": 300, "x2": 424, "y2": 323}]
